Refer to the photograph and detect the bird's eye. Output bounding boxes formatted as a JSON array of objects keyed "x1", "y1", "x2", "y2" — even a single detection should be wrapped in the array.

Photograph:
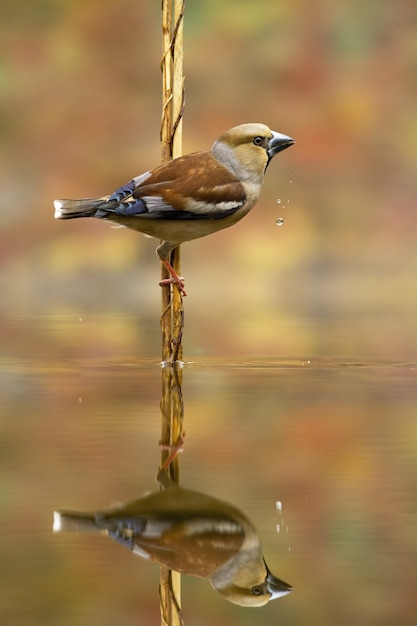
[
  {"x1": 251, "y1": 585, "x2": 262, "y2": 596},
  {"x1": 253, "y1": 136, "x2": 264, "y2": 147}
]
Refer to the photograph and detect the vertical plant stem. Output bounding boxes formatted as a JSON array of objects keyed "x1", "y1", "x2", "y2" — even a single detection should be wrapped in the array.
[
  {"x1": 159, "y1": 367, "x2": 183, "y2": 626},
  {"x1": 159, "y1": 2, "x2": 185, "y2": 625},
  {"x1": 160, "y1": 0, "x2": 185, "y2": 365},
  {"x1": 169, "y1": 0, "x2": 185, "y2": 365},
  {"x1": 160, "y1": 0, "x2": 174, "y2": 363}
]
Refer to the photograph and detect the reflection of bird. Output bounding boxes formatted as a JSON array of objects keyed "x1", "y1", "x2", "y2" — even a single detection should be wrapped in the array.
[
  {"x1": 54, "y1": 123, "x2": 294, "y2": 295},
  {"x1": 53, "y1": 469, "x2": 293, "y2": 607}
]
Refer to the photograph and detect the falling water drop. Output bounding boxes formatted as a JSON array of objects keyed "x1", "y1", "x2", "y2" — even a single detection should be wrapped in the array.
[
  {"x1": 276, "y1": 198, "x2": 282, "y2": 204},
  {"x1": 276, "y1": 217, "x2": 284, "y2": 226}
]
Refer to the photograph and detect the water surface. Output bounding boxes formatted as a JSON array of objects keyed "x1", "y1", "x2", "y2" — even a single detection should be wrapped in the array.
[{"x1": 1, "y1": 314, "x2": 416, "y2": 625}]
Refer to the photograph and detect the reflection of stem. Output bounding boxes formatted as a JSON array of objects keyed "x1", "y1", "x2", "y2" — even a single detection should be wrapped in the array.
[
  {"x1": 160, "y1": 366, "x2": 183, "y2": 483},
  {"x1": 160, "y1": 365, "x2": 184, "y2": 626},
  {"x1": 160, "y1": 569, "x2": 183, "y2": 626}
]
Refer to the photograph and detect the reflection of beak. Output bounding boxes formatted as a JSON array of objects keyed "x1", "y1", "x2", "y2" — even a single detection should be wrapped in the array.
[
  {"x1": 267, "y1": 131, "x2": 295, "y2": 159},
  {"x1": 266, "y1": 564, "x2": 293, "y2": 599}
]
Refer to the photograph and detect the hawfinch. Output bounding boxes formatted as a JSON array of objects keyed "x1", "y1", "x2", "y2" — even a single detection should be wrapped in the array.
[
  {"x1": 54, "y1": 123, "x2": 294, "y2": 295},
  {"x1": 53, "y1": 468, "x2": 293, "y2": 607}
]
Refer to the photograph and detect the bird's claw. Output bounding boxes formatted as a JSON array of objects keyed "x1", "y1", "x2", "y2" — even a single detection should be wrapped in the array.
[
  {"x1": 159, "y1": 431, "x2": 186, "y2": 471},
  {"x1": 159, "y1": 276, "x2": 187, "y2": 297}
]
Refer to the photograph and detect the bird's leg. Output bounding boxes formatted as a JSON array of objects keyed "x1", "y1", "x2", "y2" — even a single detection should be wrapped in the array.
[
  {"x1": 159, "y1": 431, "x2": 186, "y2": 471},
  {"x1": 159, "y1": 258, "x2": 187, "y2": 297}
]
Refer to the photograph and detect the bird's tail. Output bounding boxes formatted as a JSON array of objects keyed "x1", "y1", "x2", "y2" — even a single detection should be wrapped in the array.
[
  {"x1": 54, "y1": 197, "x2": 109, "y2": 220},
  {"x1": 53, "y1": 510, "x2": 98, "y2": 533}
]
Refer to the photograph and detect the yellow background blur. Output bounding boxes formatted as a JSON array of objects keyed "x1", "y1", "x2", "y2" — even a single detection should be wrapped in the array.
[
  {"x1": 1, "y1": 3, "x2": 417, "y2": 625},
  {"x1": 1, "y1": 0, "x2": 416, "y2": 336}
]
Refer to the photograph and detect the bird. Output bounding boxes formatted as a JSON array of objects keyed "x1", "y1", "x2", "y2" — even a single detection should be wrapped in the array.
[
  {"x1": 53, "y1": 468, "x2": 293, "y2": 607},
  {"x1": 54, "y1": 123, "x2": 295, "y2": 296}
]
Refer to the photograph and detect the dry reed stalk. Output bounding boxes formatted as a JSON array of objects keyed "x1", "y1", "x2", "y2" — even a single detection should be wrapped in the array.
[{"x1": 159, "y1": 2, "x2": 185, "y2": 625}]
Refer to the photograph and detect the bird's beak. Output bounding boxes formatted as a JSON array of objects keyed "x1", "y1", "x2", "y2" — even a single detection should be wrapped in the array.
[
  {"x1": 265, "y1": 565, "x2": 293, "y2": 599},
  {"x1": 267, "y1": 131, "x2": 295, "y2": 159}
]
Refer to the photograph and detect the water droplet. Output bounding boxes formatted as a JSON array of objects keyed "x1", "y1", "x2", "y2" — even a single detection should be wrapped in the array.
[
  {"x1": 276, "y1": 198, "x2": 282, "y2": 204},
  {"x1": 276, "y1": 524, "x2": 281, "y2": 533},
  {"x1": 276, "y1": 500, "x2": 283, "y2": 512},
  {"x1": 276, "y1": 218, "x2": 284, "y2": 226}
]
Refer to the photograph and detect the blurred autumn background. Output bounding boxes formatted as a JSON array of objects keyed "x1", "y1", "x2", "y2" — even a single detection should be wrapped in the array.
[
  {"x1": 2, "y1": 0, "x2": 416, "y2": 345},
  {"x1": 1, "y1": 1, "x2": 417, "y2": 625}
]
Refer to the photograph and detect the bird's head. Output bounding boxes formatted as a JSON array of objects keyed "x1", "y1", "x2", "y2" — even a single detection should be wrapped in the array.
[
  {"x1": 213, "y1": 563, "x2": 293, "y2": 607},
  {"x1": 210, "y1": 538, "x2": 293, "y2": 608},
  {"x1": 212, "y1": 123, "x2": 295, "y2": 183}
]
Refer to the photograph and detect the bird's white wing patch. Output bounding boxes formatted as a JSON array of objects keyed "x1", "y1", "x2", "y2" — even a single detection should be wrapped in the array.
[
  {"x1": 184, "y1": 519, "x2": 242, "y2": 536},
  {"x1": 184, "y1": 199, "x2": 243, "y2": 214}
]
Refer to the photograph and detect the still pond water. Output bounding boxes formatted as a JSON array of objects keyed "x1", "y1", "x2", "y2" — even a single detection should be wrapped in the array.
[{"x1": 1, "y1": 313, "x2": 416, "y2": 625}]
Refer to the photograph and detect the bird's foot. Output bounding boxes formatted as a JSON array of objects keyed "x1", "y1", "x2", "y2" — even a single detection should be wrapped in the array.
[
  {"x1": 160, "y1": 259, "x2": 187, "y2": 296},
  {"x1": 159, "y1": 431, "x2": 186, "y2": 471},
  {"x1": 159, "y1": 276, "x2": 187, "y2": 297}
]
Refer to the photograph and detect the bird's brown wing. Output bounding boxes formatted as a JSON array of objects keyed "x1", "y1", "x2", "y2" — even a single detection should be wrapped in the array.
[
  {"x1": 132, "y1": 152, "x2": 247, "y2": 218},
  {"x1": 96, "y1": 486, "x2": 248, "y2": 578},
  {"x1": 130, "y1": 518, "x2": 246, "y2": 578}
]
